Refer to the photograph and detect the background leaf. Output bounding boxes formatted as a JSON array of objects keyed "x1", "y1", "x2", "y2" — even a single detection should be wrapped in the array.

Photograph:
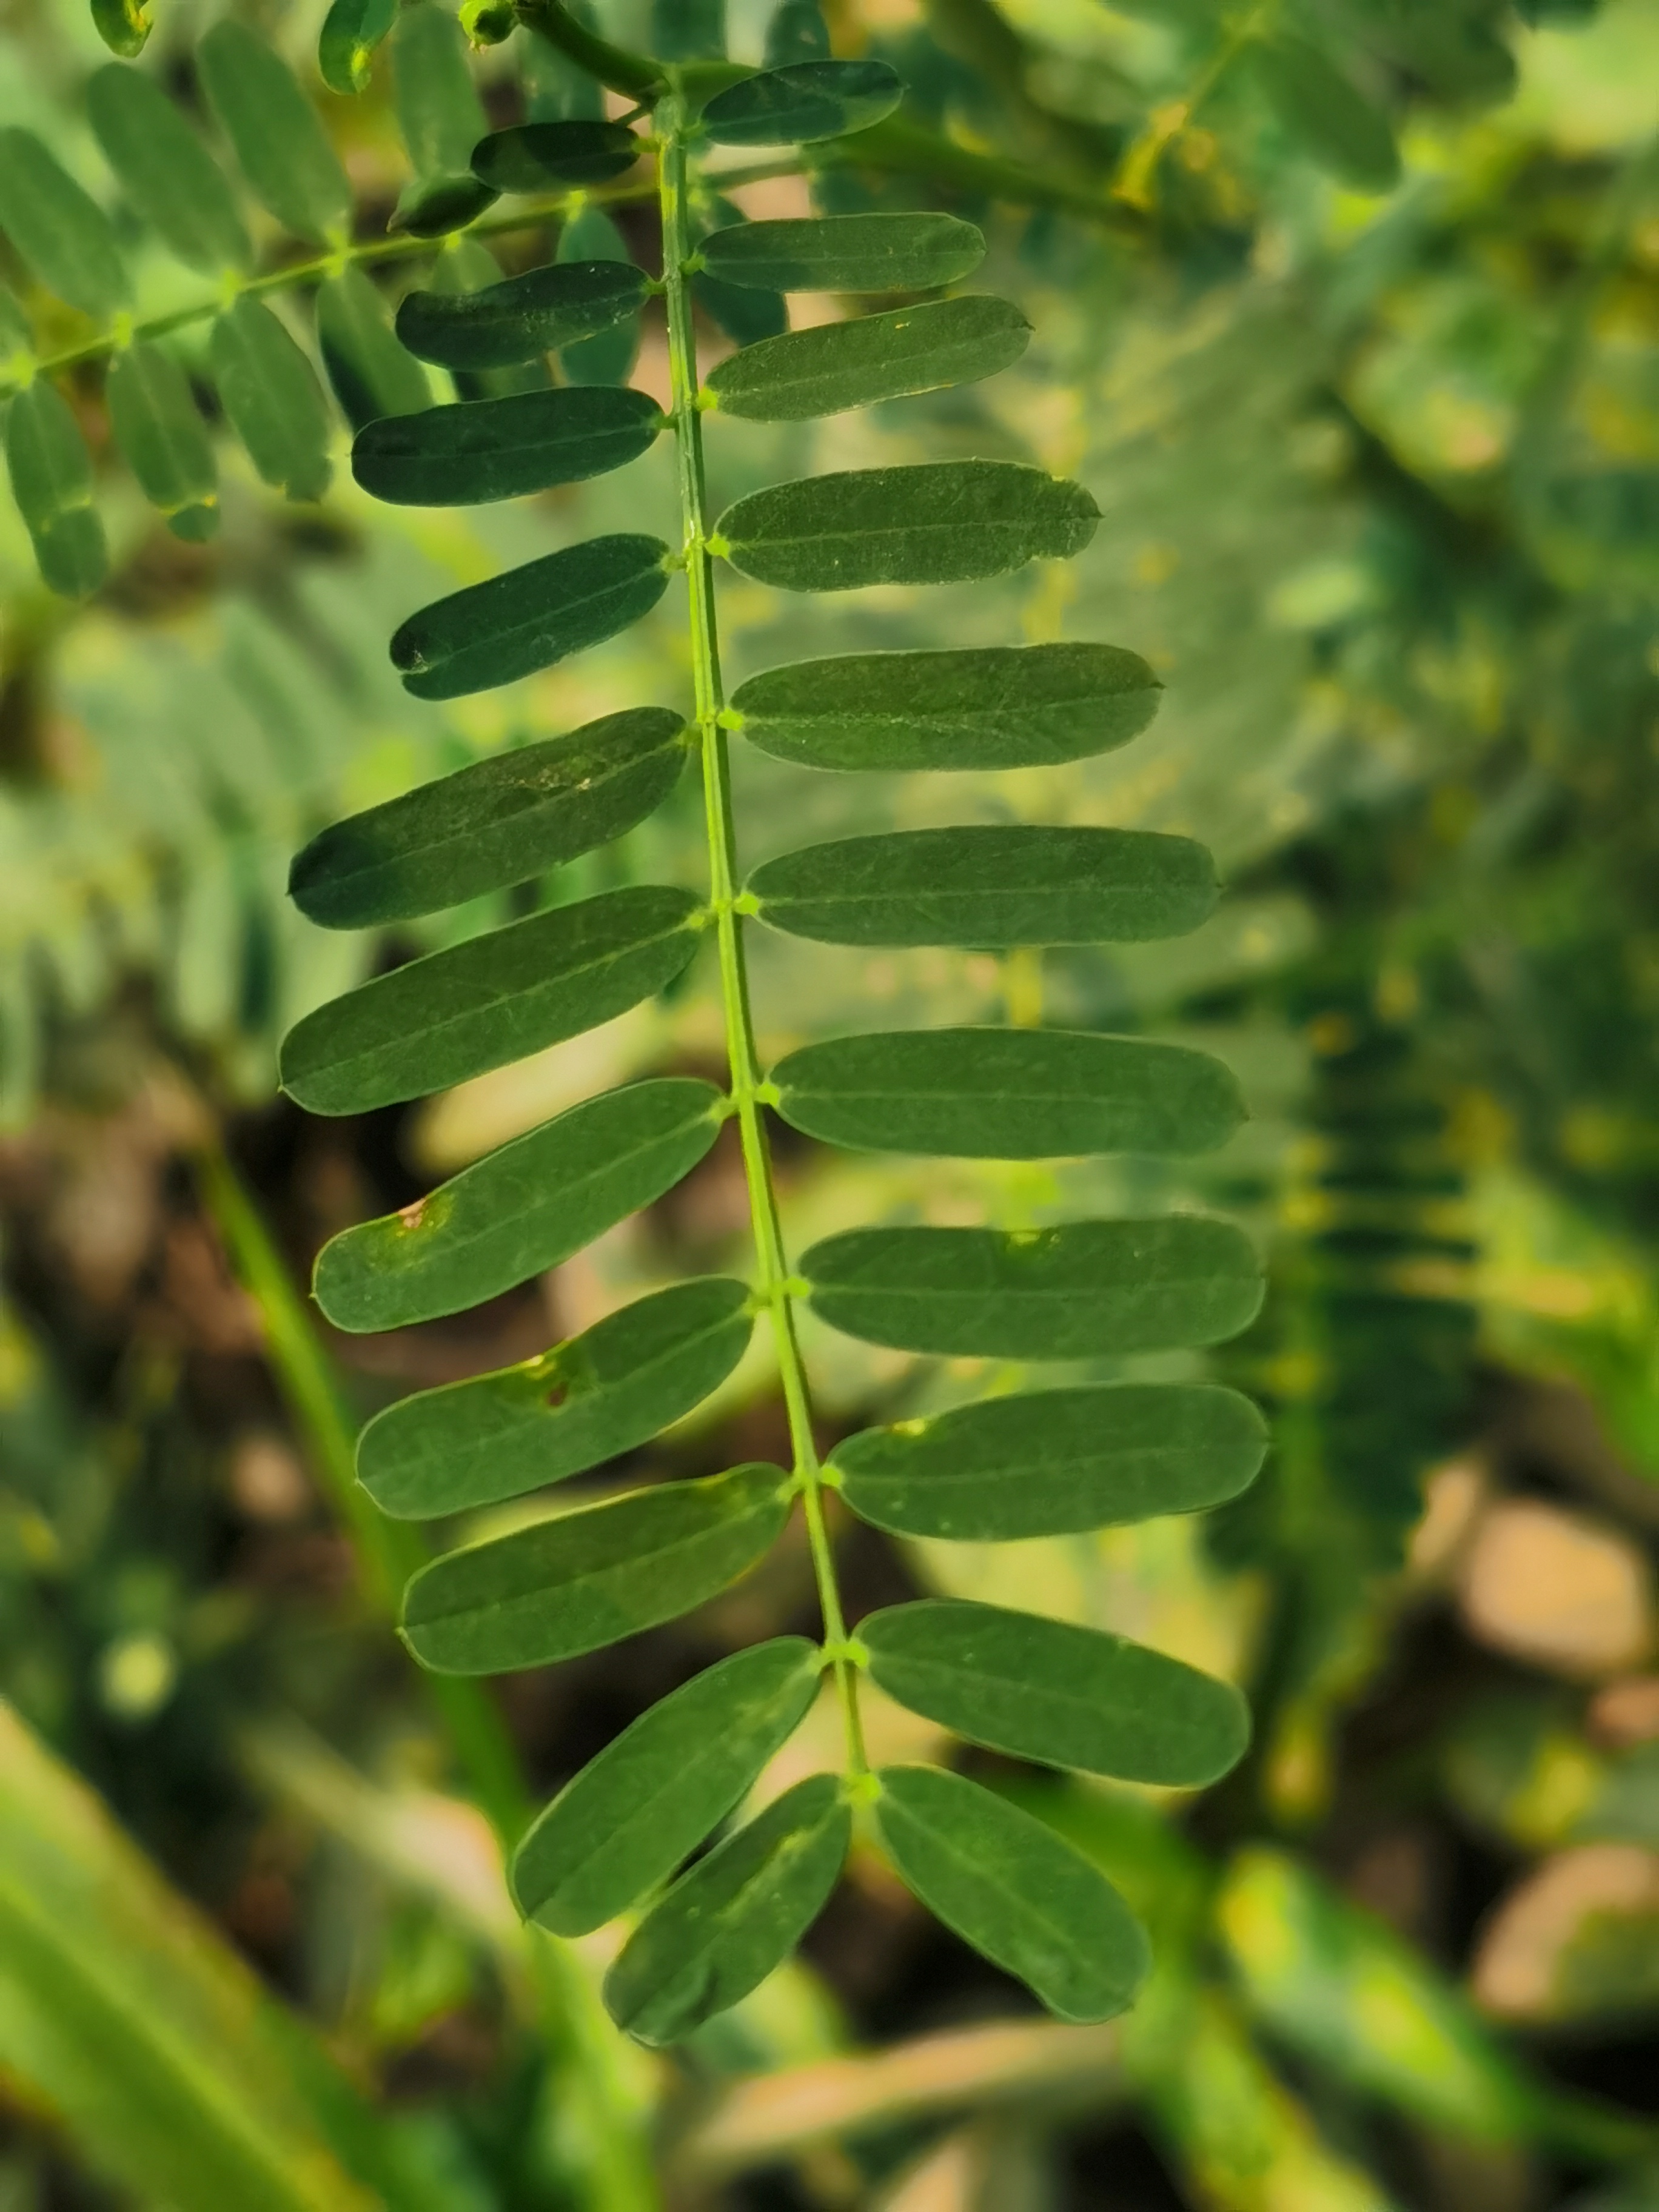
[
  {"x1": 198, "y1": 21, "x2": 352, "y2": 245},
  {"x1": 0, "y1": 128, "x2": 129, "y2": 321}
]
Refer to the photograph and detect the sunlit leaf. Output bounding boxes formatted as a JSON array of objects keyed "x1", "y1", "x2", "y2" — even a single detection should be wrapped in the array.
[
  {"x1": 87, "y1": 67, "x2": 250, "y2": 276},
  {"x1": 318, "y1": 0, "x2": 398, "y2": 95},
  {"x1": 354, "y1": 385, "x2": 661, "y2": 504},
  {"x1": 472, "y1": 120, "x2": 641, "y2": 190},
  {"x1": 315, "y1": 265, "x2": 432, "y2": 430},
  {"x1": 702, "y1": 59, "x2": 902, "y2": 146},
  {"x1": 699, "y1": 212, "x2": 985, "y2": 293},
  {"x1": 210, "y1": 298, "x2": 333, "y2": 504},
  {"x1": 397, "y1": 261, "x2": 648, "y2": 368},
  {"x1": 1249, "y1": 34, "x2": 1399, "y2": 193},
  {"x1": 0, "y1": 129, "x2": 129, "y2": 321},
  {"x1": 198, "y1": 21, "x2": 352, "y2": 245},
  {"x1": 706, "y1": 296, "x2": 1029, "y2": 421},
  {"x1": 106, "y1": 343, "x2": 218, "y2": 542},
  {"x1": 4, "y1": 380, "x2": 107, "y2": 598}
]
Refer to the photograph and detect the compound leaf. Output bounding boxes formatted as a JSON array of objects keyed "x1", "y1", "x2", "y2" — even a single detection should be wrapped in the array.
[
  {"x1": 198, "y1": 21, "x2": 352, "y2": 245},
  {"x1": 210, "y1": 298, "x2": 333, "y2": 503},
  {"x1": 706, "y1": 296, "x2": 1030, "y2": 421},
  {"x1": 770, "y1": 1028, "x2": 1245, "y2": 1158},
  {"x1": 4, "y1": 380, "x2": 107, "y2": 598},
  {"x1": 862, "y1": 1600, "x2": 1251, "y2": 1785},
  {"x1": 280, "y1": 885, "x2": 703, "y2": 1115},
  {"x1": 702, "y1": 59, "x2": 902, "y2": 146},
  {"x1": 390, "y1": 533, "x2": 669, "y2": 700},
  {"x1": 353, "y1": 384, "x2": 662, "y2": 504},
  {"x1": 315, "y1": 266, "x2": 432, "y2": 431},
  {"x1": 731, "y1": 642, "x2": 1161, "y2": 771},
  {"x1": 874, "y1": 1765, "x2": 1148, "y2": 2022},
  {"x1": 106, "y1": 343, "x2": 218, "y2": 541},
  {"x1": 87, "y1": 67, "x2": 250, "y2": 276},
  {"x1": 0, "y1": 129, "x2": 129, "y2": 321},
  {"x1": 313, "y1": 1077, "x2": 723, "y2": 1332},
  {"x1": 699, "y1": 212, "x2": 984, "y2": 292},
  {"x1": 1250, "y1": 34, "x2": 1399, "y2": 193},
  {"x1": 749, "y1": 826, "x2": 1218, "y2": 947},
  {"x1": 397, "y1": 261, "x2": 647, "y2": 368},
  {"x1": 401, "y1": 1461, "x2": 791, "y2": 1672},
  {"x1": 833, "y1": 1382, "x2": 1269, "y2": 1540},
  {"x1": 511, "y1": 1638, "x2": 820, "y2": 1933},
  {"x1": 318, "y1": 0, "x2": 398, "y2": 94},
  {"x1": 472, "y1": 120, "x2": 641, "y2": 190},
  {"x1": 801, "y1": 1216, "x2": 1264, "y2": 1358},
  {"x1": 718, "y1": 461, "x2": 1098, "y2": 591},
  {"x1": 603, "y1": 1774, "x2": 848, "y2": 2045},
  {"x1": 358, "y1": 1277, "x2": 754, "y2": 1518},
  {"x1": 289, "y1": 706, "x2": 688, "y2": 928}
]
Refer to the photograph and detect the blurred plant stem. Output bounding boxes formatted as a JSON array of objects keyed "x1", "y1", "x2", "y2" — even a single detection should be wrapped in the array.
[{"x1": 197, "y1": 1140, "x2": 663, "y2": 2212}]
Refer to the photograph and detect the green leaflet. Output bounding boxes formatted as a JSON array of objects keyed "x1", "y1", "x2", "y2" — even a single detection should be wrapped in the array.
[
  {"x1": 603, "y1": 1774, "x2": 849, "y2": 2046},
  {"x1": 702, "y1": 59, "x2": 902, "y2": 146},
  {"x1": 314, "y1": 1078, "x2": 724, "y2": 1332},
  {"x1": 198, "y1": 21, "x2": 352, "y2": 246},
  {"x1": 693, "y1": 193, "x2": 786, "y2": 349},
  {"x1": 730, "y1": 642, "x2": 1162, "y2": 771},
  {"x1": 699, "y1": 212, "x2": 985, "y2": 292},
  {"x1": 4, "y1": 380, "x2": 107, "y2": 598},
  {"x1": 358, "y1": 1277, "x2": 754, "y2": 1518},
  {"x1": 718, "y1": 461, "x2": 1098, "y2": 591},
  {"x1": 289, "y1": 706, "x2": 688, "y2": 928},
  {"x1": 400, "y1": 1461, "x2": 791, "y2": 1673},
  {"x1": 0, "y1": 129, "x2": 129, "y2": 323},
  {"x1": 511, "y1": 1637, "x2": 820, "y2": 1934},
  {"x1": 210, "y1": 298, "x2": 333, "y2": 504},
  {"x1": 800, "y1": 1216, "x2": 1264, "y2": 1358},
  {"x1": 105, "y1": 343, "x2": 218, "y2": 542},
  {"x1": 87, "y1": 67, "x2": 250, "y2": 278},
  {"x1": 769, "y1": 1028, "x2": 1245, "y2": 1159},
  {"x1": 281, "y1": 886, "x2": 703, "y2": 1116},
  {"x1": 706, "y1": 296, "x2": 1030, "y2": 422},
  {"x1": 521, "y1": 15, "x2": 605, "y2": 119},
  {"x1": 874, "y1": 1765, "x2": 1148, "y2": 2023},
  {"x1": 1249, "y1": 35, "x2": 1399, "y2": 193},
  {"x1": 425, "y1": 237, "x2": 549, "y2": 401},
  {"x1": 90, "y1": 0, "x2": 150, "y2": 58},
  {"x1": 390, "y1": 1, "x2": 497, "y2": 236},
  {"x1": 558, "y1": 206, "x2": 642, "y2": 386},
  {"x1": 748, "y1": 826, "x2": 1218, "y2": 947},
  {"x1": 352, "y1": 386, "x2": 662, "y2": 505},
  {"x1": 318, "y1": 0, "x2": 398, "y2": 95},
  {"x1": 390, "y1": 533, "x2": 670, "y2": 700},
  {"x1": 861, "y1": 1601, "x2": 1251, "y2": 1786},
  {"x1": 472, "y1": 121, "x2": 642, "y2": 190},
  {"x1": 397, "y1": 262, "x2": 648, "y2": 369},
  {"x1": 832, "y1": 1382, "x2": 1269, "y2": 1540},
  {"x1": 765, "y1": 0, "x2": 830, "y2": 65},
  {"x1": 315, "y1": 266, "x2": 432, "y2": 432},
  {"x1": 651, "y1": 0, "x2": 724, "y2": 59}
]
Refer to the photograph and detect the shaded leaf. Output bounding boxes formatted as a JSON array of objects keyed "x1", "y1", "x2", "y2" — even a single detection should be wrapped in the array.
[
  {"x1": 0, "y1": 129, "x2": 129, "y2": 321},
  {"x1": 874, "y1": 1765, "x2": 1148, "y2": 2021},
  {"x1": 289, "y1": 706, "x2": 688, "y2": 928},
  {"x1": 198, "y1": 21, "x2": 352, "y2": 245},
  {"x1": 4, "y1": 380, "x2": 107, "y2": 598},
  {"x1": 390, "y1": 172, "x2": 498, "y2": 240},
  {"x1": 862, "y1": 1600, "x2": 1251, "y2": 1785},
  {"x1": 694, "y1": 193, "x2": 787, "y2": 347},
  {"x1": 1250, "y1": 35, "x2": 1399, "y2": 193},
  {"x1": 702, "y1": 59, "x2": 902, "y2": 146},
  {"x1": 390, "y1": 1, "x2": 496, "y2": 235},
  {"x1": 90, "y1": 0, "x2": 150, "y2": 59},
  {"x1": 401, "y1": 1461, "x2": 791, "y2": 1672},
  {"x1": 210, "y1": 298, "x2": 333, "y2": 504},
  {"x1": 390, "y1": 532, "x2": 669, "y2": 700},
  {"x1": 770, "y1": 1028, "x2": 1245, "y2": 1158},
  {"x1": 652, "y1": 0, "x2": 725, "y2": 60},
  {"x1": 765, "y1": 0, "x2": 831, "y2": 65},
  {"x1": 511, "y1": 1638, "x2": 820, "y2": 1933},
  {"x1": 315, "y1": 266, "x2": 432, "y2": 431},
  {"x1": 604, "y1": 1775, "x2": 848, "y2": 2046},
  {"x1": 802, "y1": 1216, "x2": 1264, "y2": 1358},
  {"x1": 313, "y1": 1077, "x2": 725, "y2": 1332},
  {"x1": 87, "y1": 67, "x2": 250, "y2": 277},
  {"x1": 358, "y1": 1277, "x2": 754, "y2": 1518},
  {"x1": 749, "y1": 826, "x2": 1218, "y2": 946},
  {"x1": 707, "y1": 295, "x2": 1029, "y2": 421},
  {"x1": 397, "y1": 261, "x2": 647, "y2": 368},
  {"x1": 700, "y1": 212, "x2": 985, "y2": 292},
  {"x1": 353, "y1": 385, "x2": 661, "y2": 504},
  {"x1": 472, "y1": 121, "x2": 641, "y2": 190},
  {"x1": 833, "y1": 1382, "x2": 1269, "y2": 1540},
  {"x1": 558, "y1": 204, "x2": 642, "y2": 386},
  {"x1": 281, "y1": 885, "x2": 703, "y2": 1114},
  {"x1": 106, "y1": 343, "x2": 218, "y2": 542},
  {"x1": 318, "y1": 0, "x2": 398, "y2": 95},
  {"x1": 718, "y1": 460, "x2": 1097, "y2": 590},
  {"x1": 731, "y1": 642, "x2": 1161, "y2": 771}
]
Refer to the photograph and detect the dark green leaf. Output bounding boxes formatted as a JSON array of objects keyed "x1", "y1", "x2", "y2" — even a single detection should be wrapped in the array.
[
  {"x1": 702, "y1": 59, "x2": 902, "y2": 146},
  {"x1": 717, "y1": 461, "x2": 1098, "y2": 591},
  {"x1": 652, "y1": 0, "x2": 725, "y2": 60},
  {"x1": 1250, "y1": 35, "x2": 1399, "y2": 193},
  {"x1": 558, "y1": 206, "x2": 642, "y2": 386},
  {"x1": 87, "y1": 67, "x2": 250, "y2": 277},
  {"x1": 397, "y1": 261, "x2": 648, "y2": 369},
  {"x1": 693, "y1": 194, "x2": 786, "y2": 347},
  {"x1": 522, "y1": 16, "x2": 605, "y2": 120},
  {"x1": 289, "y1": 706, "x2": 688, "y2": 928},
  {"x1": 802, "y1": 1216, "x2": 1264, "y2": 1358},
  {"x1": 353, "y1": 385, "x2": 661, "y2": 504},
  {"x1": 862, "y1": 1601, "x2": 1251, "y2": 1785},
  {"x1": 281, "y1": 885, "x2": 703, "y2": 1114},
  {"x1": 706, "y1": 296, "x2": 1029, "y2": 421},
  {"x1": 874, "y1": 1765, "x2": 1147, "y2": 2021},
  {"x1": 770, "y1": 1029, "x2": 1245, "y2": 1158},
  {"x1": 4, "y1": 380, "x2": 107, "y2": 598},
  {"x1": 0, "y1": 129, "x2": 129, "y2": 321},
  {"x1": 90, "y1": 0, "x2": 150, "y2": 58},
  {"x1": 313, "y1": 1076, "x2": 724, "y2": 1332},
  {"x1": 472, "y1": 121, "x2": 641, "y2": 190},
  {"x1": 731, "y1": 642, "x2": 1162, "y2": 771},
  {"x1": 315, "y1": 266, "x2": 432, "y2": 430},
  {"x1": 390, "y1": 172, "x2": 498, "y2": 239},
  {"x1": 390, "y1": 532, "x2": 669, "y2": 700},
  {"x1": 604, "y1": 1775, "x2": 848, "y2": 2046},
  {"x1": 198, "y1": 21, "x2": 353, "y2": 245},
  {"x1": 423, "y1": 236, "x2": 548, "y2": 400},
  {"x1": 511, "y1": 1638, "x2": 820, "y2": 1933},
  {"x1": 210, "y1": 299, "x2": 333, "y2": 503},
  {"x1": 106, "y1": 343, "x2": 218, "y2": 542},
  {"x1": 358, "y1": 1277, "x2": 754, "y2": 1517},
  {"x1": 395, "y1": 1, "x2": 488, "y2": 179},
  {"x1": 401, "y1": 1460, "x2": 790, "y2": 1672},
  {"x1": 765, "y1": 0, "x2": 831, "y2": 65},
  {"x1": 318, "y1": 0, "x2": 398, "y2": 95},
  {"x1": 699, "y1": 212, "x2": 985, "y2": 292},
  {"x1": 748, "y1": 827, "x2": 1218, "y2": 947},
  {"x1": 833, "y1": 1382, "x2": 1269, "y2": 1540}
]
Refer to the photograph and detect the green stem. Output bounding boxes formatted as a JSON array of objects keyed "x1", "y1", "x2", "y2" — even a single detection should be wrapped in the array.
[{"x1": 657, "y1": 91, "x2": 868, "y2": 1781}]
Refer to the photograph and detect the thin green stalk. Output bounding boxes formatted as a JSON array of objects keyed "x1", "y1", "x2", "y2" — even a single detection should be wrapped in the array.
[{"x1": 657, "y1": 93, "x2": 868, "y2": 1780}]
